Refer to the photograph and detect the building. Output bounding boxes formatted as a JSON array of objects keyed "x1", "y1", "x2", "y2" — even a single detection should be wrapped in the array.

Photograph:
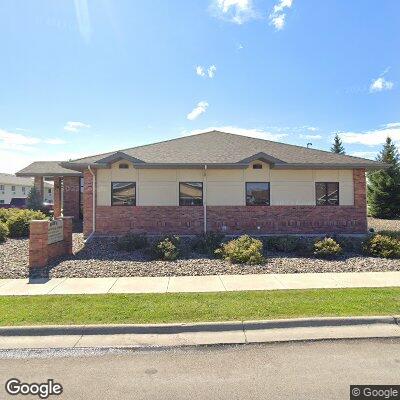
[
  {"x1": 16, "y1": 131, "x2": 386, "y2": 237},
  {"x1": 0, "y1": 173, "x2": 53, "y2": 207}
]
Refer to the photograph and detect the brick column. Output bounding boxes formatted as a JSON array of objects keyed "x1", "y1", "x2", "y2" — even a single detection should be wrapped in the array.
[
  {"x1": 353, "y1": 168, "x2": 368, "y2": 233},
  {"x1": 29, "y1": 220, "x2": 49, "y2": 269},
  {"x1": 34, "y1": 176, "x2": 44, "y2": 201},
  {"x1": 63, "y1": 176, "x2": 80, "y2": 220},
  {"x1": 83, "y1": 169, "x2": 94, "y2": 238},
  {"x1": 53, "y1": 177, "x2": 62, "y2": 218}
]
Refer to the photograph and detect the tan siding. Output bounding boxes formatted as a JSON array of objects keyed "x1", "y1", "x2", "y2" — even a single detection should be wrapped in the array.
[{"x1": 95, "y1": 162, "x2": 355, "y2": 207}]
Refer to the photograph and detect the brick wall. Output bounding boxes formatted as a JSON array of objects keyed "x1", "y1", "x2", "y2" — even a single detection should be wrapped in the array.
[
  {"x1": 63, "y1": 176, "x2": 80, "y2": 220},
  {"x1": 83, "y1": 169, "x2": 94, "y2": 237},
  {"x1": 83, "y1": 168, "x2": 368, "y2": 236}
]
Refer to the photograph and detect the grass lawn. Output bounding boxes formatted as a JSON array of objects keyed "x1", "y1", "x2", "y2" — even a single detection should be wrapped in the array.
[{"x1": 0, "y1": 288, "x2": 399, "y2": 326}]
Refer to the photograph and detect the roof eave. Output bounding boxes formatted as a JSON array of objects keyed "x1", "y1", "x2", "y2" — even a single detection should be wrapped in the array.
[{"x1": 272, "y1": 162, "x2": 389, "y2": 170}]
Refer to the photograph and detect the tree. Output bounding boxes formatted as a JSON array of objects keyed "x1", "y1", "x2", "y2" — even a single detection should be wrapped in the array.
[
  {"x1": 367, "y1": 137, "x2": 400, "y2": 219},
  {"x1": 331, "y1": 133, "x2": 345, "y2": 154},
  {"x1": 26, "y1": 186, "x2": 43, "y2": 210}
]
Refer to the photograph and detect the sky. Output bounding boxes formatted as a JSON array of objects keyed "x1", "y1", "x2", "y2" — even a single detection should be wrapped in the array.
[{"x1": 0, "y1": 0, "x2": 399, "y2": 174}]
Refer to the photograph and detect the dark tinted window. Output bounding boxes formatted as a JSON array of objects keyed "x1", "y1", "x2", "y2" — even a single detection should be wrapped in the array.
[
  {"x1": 252, "y1": 163, "x2": 263, "y2": 169},
  {"x1": 179, "y1": 182, "x2": 203, "y2": 206},
  {"x1": 315, "y1": 182, "x2": 339, "y2": 206},
  {"x1": 111, "y1": 182, "x2": 136, "y2": 206},
  {"x1": 119, "y1": 163, "x2": 129, "y2": 169},
  {"x1": 246, "y1": 182, "x2": 270, "y2": 206}
]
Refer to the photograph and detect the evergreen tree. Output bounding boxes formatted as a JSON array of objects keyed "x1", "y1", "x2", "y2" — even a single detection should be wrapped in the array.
[
  {"x1": 331, "y1": 133, "x2": 345, "y2": 154},
  {"x1": 26, "y1": 187, "x2": 43, "y2": 210},
  {"x1": 367, "y1": 137, "x2": 400, "y2": 219}
]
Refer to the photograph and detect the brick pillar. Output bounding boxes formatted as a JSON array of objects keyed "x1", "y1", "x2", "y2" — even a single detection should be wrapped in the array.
[
  {"x1": 34, "y1": 176, "x2": 44, "y2": 201},
  {"x1": 63, "y1": 176, "x2": 80, "y2": 220},
  {"x1": 353, "y1": 168, "x2": 368, "y2": 232},
  {"x1": 53, "y1": 177, "x2": 62, "y2": 218},
  {"x1": 83, "y1": 169, "x2": 94, "y2": 238},
  {"x1": 29, "y1": 220, "x2": 49, "y2": 269}
]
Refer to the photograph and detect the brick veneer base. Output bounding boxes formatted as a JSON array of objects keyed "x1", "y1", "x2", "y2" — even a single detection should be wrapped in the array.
[{"x1": 84, "y1": 169, "x2": 368, "y2": 236}]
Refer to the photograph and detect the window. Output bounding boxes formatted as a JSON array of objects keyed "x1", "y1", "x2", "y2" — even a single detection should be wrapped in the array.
[
  {"x1": 119, "y1": 163, "x2": 129, "y2": 169},
  {"x1": 0, "y1": 185, "x2": 4, "y2": 191},
  {"x1": 22, "y1": 187, "x2": 26, "y2": 194},
  {"x1": 11, "y1": 186, "x2": 15, "y2": 192},
  {"x1": 179, "y1": 182, "x2": 203, "y2": 206},
  {"x1": 48, "y1": 188, "x2": 52, "y2": 194},
  {"x1": 0, "y1": 200, "x2": 4, "y2": 204},
  {"x1": 252, "y1": 163, "x2": 263, "y2": 169},
  {"x1": 315, "y1": 182, "x2": 339, "y2": 206},
  {"x1": 246, "y1": 182, "x2": 270, "y2": 206},
  {"x1": 111, "y1": 182, "x2": 136, "y2": 206}
]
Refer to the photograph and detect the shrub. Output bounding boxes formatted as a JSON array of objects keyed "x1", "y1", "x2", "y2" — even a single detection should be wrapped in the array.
[
  {"x1": 0, "y1": 222, "x2": 9, "y2": 243},
  {"x1": 363, "y1": 234, "x2": 400, "y2": 259},
  {"x1": 216, "y1": 235, "x2": 264, "y2": 265},
  {"x1": 116, "y1": 233, "x2": 148, "y2": 251},
  {"x1": 151, "y1": 235, "x2": 180, "y2": 261},
  {"x1": 377, "y1": 230, "x2": 400, "y2": 240},
  {"x1": 192, "y1": 232, "x2": 225, "y2": 255},
  {"x1": 0, "y1": 208, "x2": 13, "y2": 223},
  {"x1": 333, "y1": 235, "x2": 363, "y2": 254},
  {"x1": 6, "y1": 209, "x2": 47, "y2": 238},
  {"x1": 313, "y1": 237, "x2": 342, "y2": 259},
  {"x1": 265, "y1": 235, "x2": 301, "y2": 253}
]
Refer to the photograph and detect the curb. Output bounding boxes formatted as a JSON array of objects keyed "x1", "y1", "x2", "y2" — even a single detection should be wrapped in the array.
[{"x1": 0, "y1": 316, "x2": 398, "y2": 337}]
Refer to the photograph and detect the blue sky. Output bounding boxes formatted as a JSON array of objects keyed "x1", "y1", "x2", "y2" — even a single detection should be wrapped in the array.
[{"x1": 0, "y1": 0, "x2": 399, "y2": 173}]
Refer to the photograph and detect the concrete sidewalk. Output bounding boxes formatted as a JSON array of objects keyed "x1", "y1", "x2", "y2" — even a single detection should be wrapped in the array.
[
  {"x1": 0, "y1": 316, "x2": 399, "y2": 349},
  {"x1": 0, "y1": 271, "x2": 399, "y2": 296}
]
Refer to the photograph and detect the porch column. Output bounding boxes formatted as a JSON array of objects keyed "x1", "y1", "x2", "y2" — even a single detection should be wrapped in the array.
[
  {"x1": 53, "y1": 177, "x2": 62, "y2": 218},
  {"x1": 34, "y1": 176, "x2": 44, "y2": 201},
  {"x1": 63, "y1": 176, "x2": 80, "y2": 220}
]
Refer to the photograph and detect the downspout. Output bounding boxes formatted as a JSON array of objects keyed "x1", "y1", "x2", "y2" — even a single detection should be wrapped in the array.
[
  {"x1": 203, "y1": 165, "x2": 207, "y2": 234},
  {"x1": 85, "y1": 165, "x2": 96, "y2": 242}
]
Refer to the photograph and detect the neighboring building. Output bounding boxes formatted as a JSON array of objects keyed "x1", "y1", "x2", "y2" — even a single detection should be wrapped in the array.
[
  {"x1": 0, "y1": 173, "x2": 53, "y2": 206},
  {"x1": 16, "y1": 131, "x2": 387, "y2": 236}
]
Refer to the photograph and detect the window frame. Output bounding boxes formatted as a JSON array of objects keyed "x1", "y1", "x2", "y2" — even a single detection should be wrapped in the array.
[
  {"x1": 315, "y1": 182, "x2": 339, "y2": 206},
  {"x1": 118, "y1": 163, "x2": 129, "y2": 169},
  {"x1": 111, "y1": 181, "x2": 137, "y2": 206},
  {"x1": 179, "y1": 182, "x2": 203, "y2": 206},
  {"x1": 252, "y1": 163, "x2": 263, "y2": 170},
  {"x1": 245, "y1": 181, "x2": 271, "y2": 206}
]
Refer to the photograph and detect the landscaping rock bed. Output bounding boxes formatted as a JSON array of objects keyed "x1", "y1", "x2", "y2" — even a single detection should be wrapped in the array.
[{"x1": 0, "y1": 233, "x2": 399, "y2": 279}]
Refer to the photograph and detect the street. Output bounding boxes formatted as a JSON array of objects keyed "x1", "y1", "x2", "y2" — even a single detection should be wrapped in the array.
[{"x1": 0, "y1": 338, "x2": 399, "y2": 399}]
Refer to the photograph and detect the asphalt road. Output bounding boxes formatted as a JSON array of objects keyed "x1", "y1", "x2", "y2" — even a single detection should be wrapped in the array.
[{"x1": 0, "y1": 338, "x2": 399, "y2": 400}]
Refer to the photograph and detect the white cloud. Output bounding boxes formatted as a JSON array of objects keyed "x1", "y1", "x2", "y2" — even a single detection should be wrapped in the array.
[
  {"x1": 340, "y1": 125, "x2": 400, "y2": 146},
  {"x1": 269, "y1": 0, "x2": 293, "y2": 30},
  {"x1": 306, "y1": 126, "x2": 318, "y2": 132},
  {"x1": 74, "y1": 0, "x2": 92, "y2": 43},
  {"x1": 384, "y1": 122, "x2": 400, "y2": 128},
  {"x1": 182, "y1": 126, "x2": 288, "y2": 141},
  {"x1": 210, "y1": 0, "x2": 257, "y2": 24},
  {"x1": 299, "y1": 134, "x2": 322, "y2": 140},
  {"x1": 0, "y1": 129, "x2": 40, "y2": 152},
  {"x1": 370, "y1": 77, "x2": 394, "y2": 92},
  {"x1": 64, "y1": 121, "x2": 91, "y2": 132},
  {"x1": 237, "y1": 43, "x2": 244, "y2": 50},
  {"x1": 44, "y1": 138, "x2": 67, "y2": 145},
  {"x1": 208, "y1": 65, "x2": 217, "y2": 78},
  {"x1": 196, "y1": 65, "x2": 217, "y2": 79},
  {"x1": 187, "y1": 101, "x2": 209, "y2": 120},
  {"x1": 350, "y1": 151, "x2": 377, "y2": 160}
]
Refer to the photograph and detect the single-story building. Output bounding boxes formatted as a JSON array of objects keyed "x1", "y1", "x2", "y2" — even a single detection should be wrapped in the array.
[{"x1": 16, "y1": 131, "x2": 387, "y2": 237}]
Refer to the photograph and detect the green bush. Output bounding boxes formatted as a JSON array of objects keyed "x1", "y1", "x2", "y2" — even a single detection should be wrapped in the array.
[
  {"x1": 313, "y1": 238, "x2": 342, "y2": 259},
  {"x1": 151, "y1": 235, "x2": 181, "y2": 261},
  {"x1": 6, "y1": 209, "x2": 47, "y2": 238},
  {"x1": 0, "y1": 222, "x2": 9, "y2": 242},
  {"x1": 333, "y1": 235, "x2": 363, "y2": 254},
  {"x1": 377, "y1": 230, "x2": 400, "y2": 240},
  {"x1": 0, "y1": 208, "x2": 13, "y2": 223},
  {"x1": 363, "y1": 234, "x2": 400, "y2": 259},
  {"x1": 216, "y1": 235, "x2": 264, "y2": 265},
  {"x1": 265, "y1": 235, "x2": 301, "y2": 253},
  {"x1": 116, "y1": 233, "x2": 148, "y2": 251},
  {"x1": 192, "y1": 232, "x2": 225, "y2": 255}
]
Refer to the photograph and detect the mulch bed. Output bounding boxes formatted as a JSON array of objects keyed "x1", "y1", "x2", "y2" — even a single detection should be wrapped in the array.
[{"x1": 0, "y1": 233, "x2": 399, "y2": 279}]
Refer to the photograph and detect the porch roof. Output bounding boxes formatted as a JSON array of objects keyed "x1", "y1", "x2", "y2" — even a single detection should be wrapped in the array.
[{"x1": 16, "y1": 161, "x2": 82, "y2": 177}]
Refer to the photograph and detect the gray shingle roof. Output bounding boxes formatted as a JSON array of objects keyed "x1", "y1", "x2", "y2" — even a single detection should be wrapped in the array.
[
  {"x1": 71, "y1": 131, "x2": 384, "y2": 168},
  {"x1": 16, "y1": 161, "x2": 82, "y2": 177}
]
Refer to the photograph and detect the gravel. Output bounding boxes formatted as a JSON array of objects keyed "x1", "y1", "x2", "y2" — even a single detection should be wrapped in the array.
[
  {"x1": 0, "y1": 231, "x2": 399, "y2": 279},
  {"x1": 368, "y1": 217, "x2": 400, "y2": 232}
]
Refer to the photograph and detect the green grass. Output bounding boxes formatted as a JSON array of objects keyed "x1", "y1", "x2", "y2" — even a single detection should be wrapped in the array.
[{"x1": 0, "y1": 288, "x2": 399, "y2": 326}]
